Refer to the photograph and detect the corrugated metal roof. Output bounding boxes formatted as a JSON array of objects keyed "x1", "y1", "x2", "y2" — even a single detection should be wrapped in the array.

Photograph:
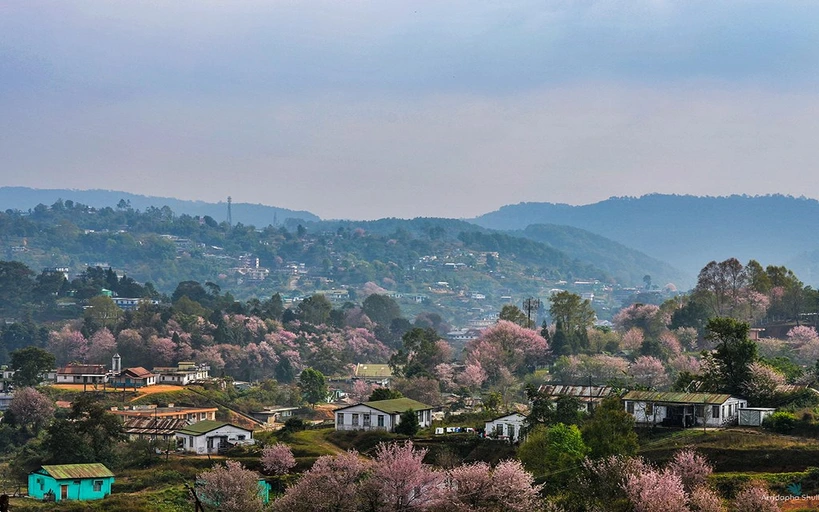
[
  {"x1": 622, "y1": 391, "x2": 733, "y2": 404},
  {"x1": 122, "y1": 417, "x2": 189, "y2": 435},
  {"x1": 176, "y1": 420, "x2": 251, "y2": 436},
  {"x1": 354, "y1": 364, "x2": 392, "y2": 378},
  {"x1": 40, "y1": 463, "x2": 114, "y2": 480},
  {"x1": 538, "y1": 385, "x2": 614, "y2": 399},
  {"x1": 57, "y1": 364, "x2": 107, "y2": 375}
]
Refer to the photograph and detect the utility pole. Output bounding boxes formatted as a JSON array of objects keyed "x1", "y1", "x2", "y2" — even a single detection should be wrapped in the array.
[
  {"x1": 227, "y1": 196, "x2": 233, "y2": 226},
  {"x1": 522, "y1": 297, "x2": 541, "y2": 329}
]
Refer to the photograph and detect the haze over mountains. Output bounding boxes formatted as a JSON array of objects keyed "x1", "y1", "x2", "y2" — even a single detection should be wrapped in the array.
[{"x1": 5, "y1": 187, "x2": 819, "y2": 288}]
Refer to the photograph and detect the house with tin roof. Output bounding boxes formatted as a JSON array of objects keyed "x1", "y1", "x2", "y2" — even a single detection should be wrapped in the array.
[
  {"x1": 622, "y1": 391, "x2": 747, "y2": 428},
  {"x1": 109, "y1": 367, "x2": 156, "y2": 389},
  {"x1": 175, "y1": 420, "x2": 255, "y2": 454},
  {"x1": 28, "y1": 463, "x2": 114, "y2": 502},
  {"x1": 334, "y1": 398, "x2": 432, "y2": 432}
]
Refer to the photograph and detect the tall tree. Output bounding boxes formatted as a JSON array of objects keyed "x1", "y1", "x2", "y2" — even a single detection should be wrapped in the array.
[
  {"x1": 362, "y1": 294, "x2": 402, "y2": 327},
  {"x1": 705, "y1": 317, "x2": 757, "y2": 395},
  {"x1": 10, "y1": 347, "x2": 56, "y2": 387},
  {"x1": 581, "y1": 396, "x2": 638, "y2": 459},
  {"x1": 298, "y1": 368, "x2": 327, "y2": 406}
]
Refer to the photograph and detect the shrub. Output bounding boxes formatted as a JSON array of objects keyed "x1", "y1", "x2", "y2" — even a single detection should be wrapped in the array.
[{"x1": 763, "y1": 411, "x2": 797, "y2": 434}]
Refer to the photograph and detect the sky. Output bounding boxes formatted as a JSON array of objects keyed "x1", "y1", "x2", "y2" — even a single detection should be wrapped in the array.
[{"x1": 2, "y1": 1, "x2": 819, "y2": 220}]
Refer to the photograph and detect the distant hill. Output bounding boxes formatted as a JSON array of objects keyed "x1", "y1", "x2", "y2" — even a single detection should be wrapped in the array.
[
  {"x1": 0, "y1": 187, "x2": 320, "y2": 226},
  {"x1": 472, "y1": 194, "x2": 819, "y2": 286},
  {"x1": 516, "y1": 224, "x2": 690, "y2": 288}
]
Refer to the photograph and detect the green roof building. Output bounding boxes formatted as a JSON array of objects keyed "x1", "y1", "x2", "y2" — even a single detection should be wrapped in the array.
[
  {"x1": 335, "y1": 398, "x2": 433, "y2": 432},
  {"x1": 28, "y1": 463, "x2": 114, "y2": 502}
]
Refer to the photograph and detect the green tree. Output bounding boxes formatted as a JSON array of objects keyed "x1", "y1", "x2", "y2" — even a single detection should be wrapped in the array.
[
  {"x1": 581, "y1": 396, "x2": 638, "y2": 459},
  {"x1": 549, "y1": 291, "x2": 596, "y2": 334},
  {"x1": 297, "y1": 294, "x2": 333, "y2": 325},
  {"x1": 499, "y1": 305, "x2": 530, "y2": 328},
  {"x1": 395, "y1": 409, "x2": 419, "y2": 437},
  {"x1": 84, "y1": 295, "x2": 123, "y2": 328},
  {"x1": 298, "y1": 368, "x2": 327, "y2": 406},
  {"x1": 518, "y1": 423, "x2": 588, "y2": 478},
  {"x1": 388, "y1": 327, "x2": 447, "y2": 378},
  {"x1": 362, "y1": 294, "x2": 402, "y2": 327},
  {"x1": 706, "y1": 317, "x2": 757, "y2": 395},
  {"x1": 11, "y1": 347, "x2": 56, "y2": 387},
  {"x1": 44, "y1": 394, "x2": 124, "y2": 465},
  {"x1": 369, "y1": 388, "x2": 403, "y2": 401}
]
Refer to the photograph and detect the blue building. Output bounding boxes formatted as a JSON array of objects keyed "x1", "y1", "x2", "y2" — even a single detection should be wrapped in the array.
[{"x1": 28, "y1": 463, "x2": 114, "y2": 502}]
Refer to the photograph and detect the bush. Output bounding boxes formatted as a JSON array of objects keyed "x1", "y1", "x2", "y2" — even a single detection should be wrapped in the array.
[{"x1": 763, "y1": 411, "x2": 797, "y2": 434}]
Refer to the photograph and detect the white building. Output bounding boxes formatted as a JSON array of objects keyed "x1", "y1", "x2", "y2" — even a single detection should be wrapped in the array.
[
  {"x1": 175, "y1": 421, "x2": 254, "y2": 454},
  {"x1": 484, "y1": 412, "x2": 527, "y2": 442},
  {"x1": 738, "y1": 407, "x2": 776, "y2": 427},
  {"x1": 335, "y1": 398, "x2": 432, "y2": 432},
  {"x1": 56, "y1": 364, "x2": 108, "y2": 385},
  {"x1": 152, "y1": 362, "x2": 210, "y2": 385},
  {"x1": 623, "y1": 391, "x2": 747, "y2": 428}
]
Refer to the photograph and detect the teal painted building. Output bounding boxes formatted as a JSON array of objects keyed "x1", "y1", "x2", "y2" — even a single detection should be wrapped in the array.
[{"x1": 28, "y1": 463, "x2": 114, "y2": 502}]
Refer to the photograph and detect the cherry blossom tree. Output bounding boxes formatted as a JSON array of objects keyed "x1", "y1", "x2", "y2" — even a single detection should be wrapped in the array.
[
  {"x1": 261, "y1": 443, "x2": 296, "y2": 476},
  {"x1": 443, "y1": 460, "x2": 542, "y2": 512},
  {"x1": 48, "y1": 326, "x2": 88, "y2": 365},
  {"x1": 273, "y1": 451, "x2": 370, "y2": 512},
  {"x1": 731, "y1": 484, "x2": 778, "y2": 512},
  {"x1": 621, "y1": 328, "x2": 645, "y2": 351},
  {"x1": 350, "y1": 379, "x2": 376, "y2": 403},
  {"x1": 666, "y1": 449, "x2": 712, "y2": 493},
  {"x1": 623, "y1": 466, "x2": 688, "y2": 512},
  {"x1": 86, "y1": 328, "x2": 117, "y2": 365},
  {"x1": 464, "y1": 321, "x2": 549, "y2": 384},
  {"x1": 660, "y1": 332, "x2": 683, "y2": 357},
  {"x1": 197, "y1": 460, "x2": 264, "y2": 512},
  {"x1": 613, "y1": 304, "x2": 669, "y2": 339},
  {"x1": 455, "y1": 362, "x2": 487, "y2": 392},
  {"x1": 363, "y1": 441, "x2": 444, "y2": 511},
  {"x1": 741, "y1": 362, "x2": 785, "y2": 403},
  {"x1": 689, "y1": 486, "x2": 723, "y2": 512},
  {"x1": 787, "y1": 325, "x2": 818, "y2": 345},
  {"x1": 629, "y1": 356, "x2": 670, "y2": 389},
  {"x1": 9, "y1": 387, "x2": 54, "y2": 433}
]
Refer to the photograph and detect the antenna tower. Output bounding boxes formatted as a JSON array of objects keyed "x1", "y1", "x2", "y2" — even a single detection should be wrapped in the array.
[{"x1": 227, "y1": 196, "x2": 232, "y2": 226}]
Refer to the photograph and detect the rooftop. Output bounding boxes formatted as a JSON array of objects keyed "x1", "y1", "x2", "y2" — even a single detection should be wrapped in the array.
[
  {"x1": 177, "y1": 420, "x2": 250, "y2": 436},
  {"x1": 338, "y1": 398, "x2": 432, "y2": 414},
  {"x1": 38, "y1": 463, "x2": 114, "y2": 480},
  {"x1": 622, "y1": 391, "x2": 734, "y2": 404}
]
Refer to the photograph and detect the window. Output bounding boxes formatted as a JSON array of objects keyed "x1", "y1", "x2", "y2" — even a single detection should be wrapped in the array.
[
  {"x1": 645, "y1": 403, "x2": 654, "y2": 415},
  {"x1": 712, "y1": 405, "x2": 720, "y2": 419},
  {"x1": 238, "y1": 435, "x2": 246, "y2": 440},
  {"x1": 377, "y1": 415, "x2": 385, "y2": 427},
  {"x1": 93, "y1": 480, "x2": 103, "y2": 492},
  {"x1": 695, "y1": 405, "x2": 704, "y2": 417},
  {"x1": 337, "y1": 413, "x2": 344, "y2": 425},
  {"x1": 363, "y1": 413, "x2": 371, "y2": 427},
  {"x1": 626, "y1": 401, "x2": 634, "y2": 414},
  {"x1": 38, "y1": 478, "x2": 43, "y2": 491},
  {"x1": 352, "y1": 413, "x2": 359, "y2": 426}
]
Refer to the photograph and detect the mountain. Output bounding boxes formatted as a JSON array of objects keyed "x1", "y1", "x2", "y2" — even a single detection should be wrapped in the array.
[
  {"x1": 516, "y1": 224, "x2": 689, "y2": 288},
  {"x1": 472, "y1": 194, "x2": 819, "y2": 286},
  {"x1": 0, "y1": 187, "x2": 320, "y2": 226}
]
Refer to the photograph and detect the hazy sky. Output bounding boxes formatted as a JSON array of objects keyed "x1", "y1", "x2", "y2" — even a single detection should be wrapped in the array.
[{"x1": 2, "y1": 1, "x2": 819, "y2": 220}]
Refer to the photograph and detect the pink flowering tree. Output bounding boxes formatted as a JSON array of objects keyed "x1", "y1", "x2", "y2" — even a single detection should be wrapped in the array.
[
  {"x1": 741, "y1": 362, "x2": 785, "y2": 403},
  {"x1": 689, "y1": 486, "x2": 724, "y2": 512},
  {"x1": 443, "y1": 460, "x2": 542, "y2": 512},
  {"x1": 666, "y1": 449, "x2": 713, "y2": 493},
  {"x1": 273, "y1": 451, "x2": 370, "y2": 512},
  {"x1": 629, "y1": 356, "x2": 670, "y2": 389},
  {"x1": 197, "y1": 460, "x2": 264, "y2": 512},
  {"x1": 9, "y1": 387, "x2": 55, "y2": 433},
  {"x1": 623, "y1": 466, "x2": 688, "y2": 512},
  {"x1": 261, "y1": 443, "x2": 296, "y2": 476},
  {"x1": 48, "y1": 326, "x2": 88, "y2": 365},
  {"x1": 621, "y1": 328, "x2": 645, "y2": 351},
  {"x1": 455, "y1": 362, "x2": 487, "y2": 393},
  {"x1": 731, "y1": 484, "x2": 778, "y2": 512},
  {"x1": 613, "y1": 304, "x2": 669, "y2": 339},
  {"x1": 787, "y1": 325, "x2": 819, "y2": 345},
  {"x1": 659, "y1": 332, "x2": 682, "y2": 357},
  {"x1": 464, "y1": 321, "x2": 549, "y2": 384},
  {"x1": 362, "y1": 441, "x2": 444, "y2": 511},
  {"x1": 86, "y1": 328, "x2": 117, "y2": 365},
  {"x1": 350, "y1": 379, "x2": 376, "y2": 403}
]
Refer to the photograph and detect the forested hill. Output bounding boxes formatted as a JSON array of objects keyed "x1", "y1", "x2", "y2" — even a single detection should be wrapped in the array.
[
  {"x1": 472, "y1": 194, "x2": 819, "y2": 285},
  {"x1": 517, "y1": 224, "x2": 690, "y2": 288},
  {"x1": 0, "y1": 187, "x2": 320, "y2": 226}
]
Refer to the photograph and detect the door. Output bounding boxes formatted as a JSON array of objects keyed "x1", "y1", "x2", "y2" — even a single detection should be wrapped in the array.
[{"x1": 60, "y1": 485, "x2": 68, "y2": 500}]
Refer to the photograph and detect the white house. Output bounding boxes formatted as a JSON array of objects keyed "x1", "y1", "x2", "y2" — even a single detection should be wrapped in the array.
[
  {"x1": 623, "y1": 391, "x2": 747, "y2": 428},
  {"x1": 152, "y1": 362, "x2": 210, "y2": 385},
  {"x1": 56, "y1": 364, "x2": 108, "y2": 385},
  {"x1": 484, "y1": 412, "x2": 527, "y2": 443},
  {"x1": 738, "y1": 407, "x2": 776, "y2": 427},
  {"x1": 335, "y1": 398, "x2": 432, "y2": 432},
  {"x1": 175, "y1": 420, "x2": 254, "y2": 454}
]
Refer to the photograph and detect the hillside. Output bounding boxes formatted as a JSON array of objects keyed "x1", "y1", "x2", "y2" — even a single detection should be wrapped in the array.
[
  {"x1": 517, "y1": 224, "x2": 690, "y2": 288},
  {"x1": 0, "y1": 187, "x2": 320, "y2": 226},
  {"x1": 472, "y1": 194, "x2": 819, "y2": 285}
]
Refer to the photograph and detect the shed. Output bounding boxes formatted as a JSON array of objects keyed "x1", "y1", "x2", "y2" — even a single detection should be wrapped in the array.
[
  {"x1": 28, "y1": 463, "x2": 114, "y2": 502},
  {"x1": 738, "y1": 408, "x2": 776, "y2": 427}
]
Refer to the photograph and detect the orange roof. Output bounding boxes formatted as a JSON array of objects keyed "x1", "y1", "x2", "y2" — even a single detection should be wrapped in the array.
[{"x1": 119, "y1": 367, "x2": 155, "y2": 378}]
